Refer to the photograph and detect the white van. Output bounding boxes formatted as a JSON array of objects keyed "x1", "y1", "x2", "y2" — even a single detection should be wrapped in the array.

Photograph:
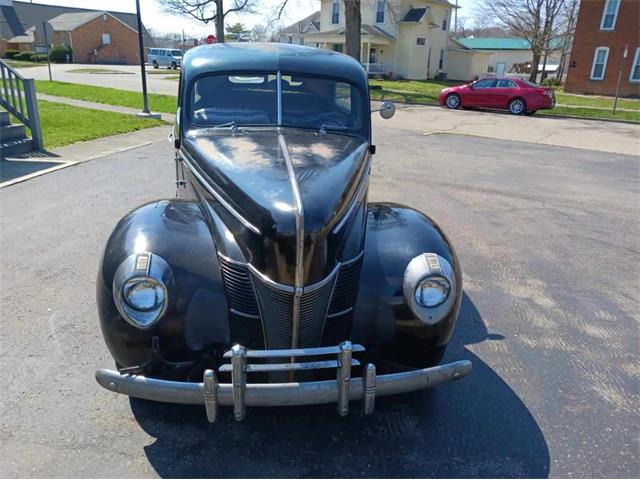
[{"x1": 147, "y1": 48, "x2": 182, "y2": 70}]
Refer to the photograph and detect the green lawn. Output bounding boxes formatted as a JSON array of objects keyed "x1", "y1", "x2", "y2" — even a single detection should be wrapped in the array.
[
  {"x1": 369, "y1": 79, "x2": 640, "y2": 122},
  {"x1": 5, "y1": 59, "x2": 42, "y2": 68},
  {"x1": 37, "y1": 100, "x2": 164, "y2": 149},
  {"x1": 554, "y1": 91, "x2": 639, "y2": 111},
  {"x1": 35, "y1": 81, "x2": 178, "y2": 114}
]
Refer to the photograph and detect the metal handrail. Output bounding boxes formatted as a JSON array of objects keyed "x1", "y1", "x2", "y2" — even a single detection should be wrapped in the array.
[{"x1": 0, "y1": 59, "x2": 43, "y2": 149}]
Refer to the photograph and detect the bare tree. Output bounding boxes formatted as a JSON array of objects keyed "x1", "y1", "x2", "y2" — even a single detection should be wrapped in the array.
[
  {"x1": 554, "y1": 0, "x2": 579, "y2": 80},
  {"x1": 481, "y1": 0, "x2": 566, "y2": 82},
  {"x1": 344, "y1": 0, "x2": 361, "y2": 61},
  {"x1": 158, "y1": 0, "x2": 256, "y2": 42}
]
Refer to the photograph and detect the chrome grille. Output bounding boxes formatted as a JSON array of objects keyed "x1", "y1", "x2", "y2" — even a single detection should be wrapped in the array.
[
  {"x1": 219, "y1": 254, "x2": 362, "y2": 350},
  {"x1": 218, "y1": 257, "x2": 264, "y2": 348}
]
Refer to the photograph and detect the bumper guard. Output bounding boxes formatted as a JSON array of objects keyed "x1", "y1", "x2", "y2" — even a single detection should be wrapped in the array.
[{"x1": 96, "y1": 341, "x2": 472, "y2": 422}]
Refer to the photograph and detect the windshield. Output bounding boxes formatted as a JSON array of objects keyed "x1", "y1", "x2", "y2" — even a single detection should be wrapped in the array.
[{"x1": 189, "y1": 73, "x2": 365, "y2": 133}]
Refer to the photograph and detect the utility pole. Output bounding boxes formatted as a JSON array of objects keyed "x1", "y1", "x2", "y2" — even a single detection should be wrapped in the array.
[
  {"x1": 42, "y1": 21, "x2": 52, "y2": 81},
  {"x1": 134, "y1": 0, "x2": 160, "y2": 119},
  {"x1": 613, "y1": 44, "x2": 629, "y2": 115}
]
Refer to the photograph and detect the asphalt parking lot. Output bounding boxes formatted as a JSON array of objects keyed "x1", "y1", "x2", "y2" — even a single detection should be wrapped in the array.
[{"x1": 0, "y1": 122, "x2": 638, "y2": 477}]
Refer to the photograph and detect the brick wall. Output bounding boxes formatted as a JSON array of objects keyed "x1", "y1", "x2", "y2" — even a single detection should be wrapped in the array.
[
  {"x1": 565, "y1": 0, "x2": 640, "y2": 97},
  {"x1": 54, "y1": 13, "x2": 140, "y2": 65}
]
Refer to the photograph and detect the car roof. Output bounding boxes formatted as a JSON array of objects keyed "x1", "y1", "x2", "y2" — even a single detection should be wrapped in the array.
[{"x1": 182, "y1": 42, "x2": 368, "y2": 90}]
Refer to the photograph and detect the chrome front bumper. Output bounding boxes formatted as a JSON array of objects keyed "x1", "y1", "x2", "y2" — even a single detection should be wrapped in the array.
[{"x1": 96, "y1": 341, "x2": 472, "y2": 422}]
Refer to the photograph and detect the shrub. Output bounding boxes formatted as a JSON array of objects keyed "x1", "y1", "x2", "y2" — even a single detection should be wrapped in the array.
[
  {"x1": 3, "y1": 50, "x2": 21, "y2": 59},
  {"x1": 14, "y1": 51, "x2": 35, "y2": 61},
  {"x1": 32, "y1": 53, "x2": 49, "y2": 62},
  {"x1": 541, "y1": 77, "x2": 563, "y2": 87},
  {"x1": 49, "y1": 45, "x2": 73, "y2": 63}
]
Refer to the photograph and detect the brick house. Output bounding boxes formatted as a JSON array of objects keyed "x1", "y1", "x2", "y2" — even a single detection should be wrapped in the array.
[
  {"x1": 0, "y1": 0, "x2": 153, "y2": 63},
  {"x1": 565, "y1": 0, "x2": 640, "y2": 97},
  {"x1": 49, "y1": 11, "x2": 141, "y2": 64}
]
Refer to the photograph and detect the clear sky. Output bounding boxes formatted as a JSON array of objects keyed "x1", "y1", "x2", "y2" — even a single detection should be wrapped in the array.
[{"x1": 16, "y1": 0, "x2": 476, "y2": 35}]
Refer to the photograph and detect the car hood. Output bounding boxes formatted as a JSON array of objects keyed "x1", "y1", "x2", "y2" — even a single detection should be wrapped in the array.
[{"x1": 182, "y1": 127, "x2": 369, "y2": 285}]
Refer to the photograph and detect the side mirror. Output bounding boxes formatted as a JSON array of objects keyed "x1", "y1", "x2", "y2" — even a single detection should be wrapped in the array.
[{"x1": 379, "y1": 101, "x2": 396, "y2": 119}]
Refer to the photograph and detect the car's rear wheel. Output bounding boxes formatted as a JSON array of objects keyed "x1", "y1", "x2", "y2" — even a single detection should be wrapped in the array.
[
  {"x1": 445, "y1": 93, "x2": 461, "y2": 109},
  {"x1": 508, "y1": 98, "x2": 526, "y2": 115},
  {"x1": 152, "y1": 60, "x2": 158, "y2": 69}
]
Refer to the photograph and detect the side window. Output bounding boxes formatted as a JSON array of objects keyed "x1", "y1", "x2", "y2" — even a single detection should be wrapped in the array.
[
  {"x1": 416, "y1": 37, "x2": 426, "y2": 46},
  {"x1": 600, "y1": 0, "x2": 620, "y2": 30},
  {"x1": 376, "y1": 0, "x2": 385, "y2": 24},
  {"x1": 442, "y1": 11, "x2": 448, "y2": 31},
  {"x1": 474, "y1": 79, "x2": 497, "y2": 89},
  {"x1": 590, "y1": 47, "x2": 609, "y2": 80},
  {"x1": 629, "y1": 47, "x2": 640, "y2": 82},
  {"x1": 497, "y1": 79, "x2": 516, "y2": 88},
  {"x1": 332, "y1": 0, "x2": 340, "y2": 24}
]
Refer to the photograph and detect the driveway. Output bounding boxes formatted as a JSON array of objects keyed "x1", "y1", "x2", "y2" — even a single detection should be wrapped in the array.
[{"x1": 0, "y1": 121, "x2": 638, "y2": 477}]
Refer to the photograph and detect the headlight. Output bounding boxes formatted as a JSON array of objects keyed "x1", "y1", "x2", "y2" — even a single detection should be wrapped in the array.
[
  {"x1": 403, "y1": 253, "x2": 457, "y2": 326},
  {"x1": 123, "y1": 278, "x2": 166, "y2": 312},
  {"x1": 113, "y1": 253, "x2": 171, "y2": 329},
  {"x1": 415, "y1": 275, "x2": 450, "y2": 307}
]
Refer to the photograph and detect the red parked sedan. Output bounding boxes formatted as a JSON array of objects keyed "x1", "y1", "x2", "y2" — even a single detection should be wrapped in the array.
[{"x1": 438, "y1": 78, "x2": 555, "y2": 115}]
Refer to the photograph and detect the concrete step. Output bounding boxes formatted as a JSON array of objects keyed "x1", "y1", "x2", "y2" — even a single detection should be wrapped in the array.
[
  {"x1": 0, "y1": 110, "x2": 9, "y2": 127},
  {"x1": 0, "y1": 123, "x2": 26, "y2": 142},
  {"x1": 1, "y1": 137, "x2": 34, "y2": 158}
]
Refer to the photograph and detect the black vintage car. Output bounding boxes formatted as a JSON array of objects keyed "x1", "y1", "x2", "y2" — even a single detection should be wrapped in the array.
[{"x1": 96, "y1": 43, "x2": 471, "y2": 422}]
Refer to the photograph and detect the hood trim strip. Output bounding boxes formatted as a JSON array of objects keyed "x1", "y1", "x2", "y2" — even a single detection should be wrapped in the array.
[{"x1": 278, "y1": 133, "x2": 305, "y2": 349}]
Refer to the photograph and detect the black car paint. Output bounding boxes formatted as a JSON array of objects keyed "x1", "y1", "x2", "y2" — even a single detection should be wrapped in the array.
[{"x1": 97, "y1": 43, "x2": 461, "y2": 374}]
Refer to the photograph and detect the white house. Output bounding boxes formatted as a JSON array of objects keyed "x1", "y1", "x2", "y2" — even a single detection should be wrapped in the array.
[{"x1": 279, "y1": 0, "x2": 456, "y2": 80}]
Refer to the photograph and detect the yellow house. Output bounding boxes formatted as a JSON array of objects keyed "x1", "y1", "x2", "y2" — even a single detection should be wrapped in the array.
[{"x1": 280, "y1": 0, "x2": 456, "y2": 80}]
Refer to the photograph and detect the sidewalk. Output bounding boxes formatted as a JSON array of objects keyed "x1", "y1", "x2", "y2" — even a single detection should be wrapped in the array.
[
  {"x1": 1, "y1": 125, "x2": 170, "y2": 188},
  {"x1": 37, "y1": 93, "x2": 175, "y2": 122}
]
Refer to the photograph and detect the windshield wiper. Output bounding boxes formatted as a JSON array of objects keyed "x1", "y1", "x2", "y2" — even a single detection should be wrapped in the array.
[
  {"x1": 208, "y1": 121, "x2": 239, "y2": 132},
  {"x1": 319, "y1": 124, "x2": 351, "y2": 134}
]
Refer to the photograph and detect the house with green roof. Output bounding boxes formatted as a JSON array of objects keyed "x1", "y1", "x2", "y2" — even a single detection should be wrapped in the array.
[{"x1": 452, "y1": 37, "x2": 562, "y2": 76}]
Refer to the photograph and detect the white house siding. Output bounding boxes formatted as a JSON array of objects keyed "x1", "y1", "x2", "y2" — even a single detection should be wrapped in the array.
[{"x1": 447, "y1": 48, "x2": 490, "y2": 81}]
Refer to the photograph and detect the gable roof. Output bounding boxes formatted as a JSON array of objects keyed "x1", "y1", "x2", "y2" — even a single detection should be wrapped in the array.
[
  {"x1": 0, "y1": 1, "x2": 154, "y2": 45},
  {"x1": 281, "y1": 10, "x2": 320, "y2": 35},
  {"x1": 48, "y1": 11, "x2": 103, "y2": 31},
  {"x1": 401, "y1": 8, "x2": 428, "y2": 23}
]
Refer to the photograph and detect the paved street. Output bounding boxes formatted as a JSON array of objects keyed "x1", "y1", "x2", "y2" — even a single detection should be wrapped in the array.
[
  {"x1": 18, "y1": 63, "x2": 179, "y2": 95},
  {"x1": 0, "y1": 117, "x2": 639, "y2": 477}
]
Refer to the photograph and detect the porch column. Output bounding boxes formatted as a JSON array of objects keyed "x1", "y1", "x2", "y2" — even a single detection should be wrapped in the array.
[{"x1": 366, "y1": 42, "x2": 371, "y2": 73}]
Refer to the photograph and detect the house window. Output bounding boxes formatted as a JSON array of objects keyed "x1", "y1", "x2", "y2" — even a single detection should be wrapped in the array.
[
  {"x1": 442, "y1": 11, "x2": 448, "y2": 31},
  {"x1": 332, "y1": 43, "x2": 343, "y2": 53},
  {"x1": 600, "y1": 0, "x2": 620, "y2": 30},
  {"x1": 438, "y1": 48, "x2": 445, "y2": 69},
  {"x1": 376, "y1": 0, "x2": 385, "y2": 24},
  {"x1": 332, "y1": 0, "x2": 340, "y2": 24},
  {"x1": 102, "y1": 33, "x2": 111, "y2": 45},
  {"x1": 590, "y1": 47, "x2": 609, "y2": 80},
  {"x1": 416, "y1": 37, "x2": 426, "y2": 46},
  {"x1": 630, "y1": 47, "x2": 640, "y2": 82}
]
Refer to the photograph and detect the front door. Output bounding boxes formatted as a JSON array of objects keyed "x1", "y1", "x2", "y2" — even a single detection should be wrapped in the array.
[{"x1": 496, "y1": 62, "x2": 506, "y2": 75}]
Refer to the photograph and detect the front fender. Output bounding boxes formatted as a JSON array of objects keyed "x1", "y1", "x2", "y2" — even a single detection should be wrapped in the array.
[
  {"x1": 353, "y1": 203, "x2": 462, "y2": 347},
  {"x1": 97, "y1": 199, "x2": 229, "y2": 369}
]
